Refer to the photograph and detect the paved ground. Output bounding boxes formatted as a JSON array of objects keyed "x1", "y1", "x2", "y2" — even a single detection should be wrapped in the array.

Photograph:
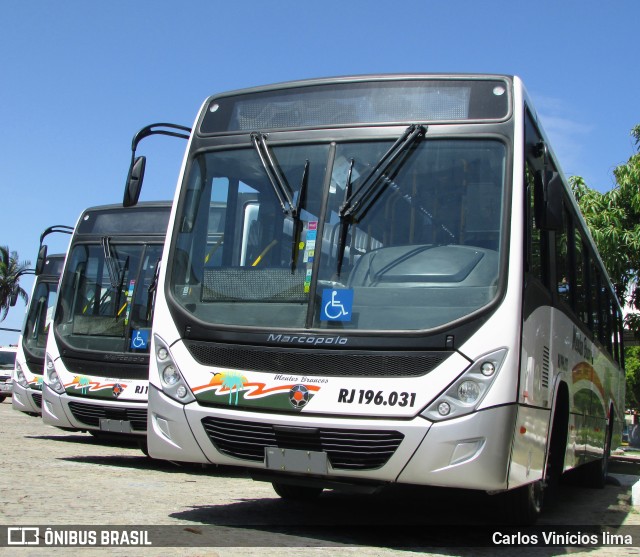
[{"x1": 1, "y1": 400, "x2": 640, "y2": 556}]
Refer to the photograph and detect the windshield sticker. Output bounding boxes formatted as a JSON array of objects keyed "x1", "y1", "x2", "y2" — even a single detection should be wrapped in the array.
[
  {"x1": 321, "y1": 288, "x2": 353, "y2": 321},
  {"x1": 300, "y1": 221, "x2": 318, "y2": 283},
  {"x1": 304, "y1": 222, "x2": 318, "y2": 264},
  {"x1": 130, "y1": 329, "x2": 149, "y2": 350},
  {"x1": 123, "y1": 280, "x2": 135, "y2": 325},
  {"x1": 304, "y1": 269, "x2": 313, "y2": 293},
  {"x1": 305, "y1": 240, "x2": 316, "y2": 261}
]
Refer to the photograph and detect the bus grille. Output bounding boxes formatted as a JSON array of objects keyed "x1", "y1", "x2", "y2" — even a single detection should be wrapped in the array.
[
  {"x1": 201, "y1": 416, "x2": 404, "y2": 470},
  {"x1": 67, "y1": 401, "x2": 147, "y2": 431},
  {"x1": 185, "y1": 341, "x2": 451, "y2": 378},
  {"x1": 31, "y1": 392, "x2": 42, "y2": 408},
  {"x1": 60, "y1": 356, "x2": 149, "y2": 380}
]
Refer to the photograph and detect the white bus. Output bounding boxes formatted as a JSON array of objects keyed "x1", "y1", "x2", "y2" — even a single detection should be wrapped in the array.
[
  {"x1": 13, "y1": 226, "x2": 72, "y2": 415},
  {"x1": 133, "y1": 75, "x2": 625, "y2": 523},
  {"x1": 0, "y1": 346, "x2": 18, "y2": 402},
  {"x1": 42, "y1": 202, "x2": 171, "y2": 443}
]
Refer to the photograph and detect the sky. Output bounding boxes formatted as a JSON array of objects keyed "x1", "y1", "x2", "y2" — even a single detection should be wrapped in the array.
[{"x1": 1, "y1": 0, "x2": 638, "y2": 345}]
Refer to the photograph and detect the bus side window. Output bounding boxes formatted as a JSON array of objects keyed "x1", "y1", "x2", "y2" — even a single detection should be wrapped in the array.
[
  {"x1": 589, "y1": 262, "x2": 600, "y2": 338},
  {"x1": 525, "y1": 163, "x2": 544, "y2": 282},
  {"x1": 524, "y1": 107, "x2": 549, "y2": 288},
  {"x1": 555, "y1": 203, "x2": 571, "y2": 305},
  {"x1": 573, "y1": 229, "x2": 588, "y2": 324}
]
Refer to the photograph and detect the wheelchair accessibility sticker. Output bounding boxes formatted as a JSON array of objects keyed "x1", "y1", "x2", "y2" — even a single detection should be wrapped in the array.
[
  {"x1": 321, "y1": 289, "x2": 353, "y2": 322},
  {"x1": 130, "y1": 329, "x2": 149, "y2": 350}
]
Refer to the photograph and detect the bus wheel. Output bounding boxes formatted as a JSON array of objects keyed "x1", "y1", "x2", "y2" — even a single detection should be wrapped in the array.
[
  {"x1": 138, "y1": 438, "x2": 150, "y2": 458},
  {"x1": 502, "y1": 480, "x2": 543, "y2": 525},
  {"x1": 272, "y1": 482, "x2": 323, "y2": 501}
]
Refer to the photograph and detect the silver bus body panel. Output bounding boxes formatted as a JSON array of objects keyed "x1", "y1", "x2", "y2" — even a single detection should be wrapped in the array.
[
  {"x1": 398, "y1": 404, "x2": 516, "y2": 490},
  {"x1": 42, "y1": 382, "x2": 75, "y2": 428},
  {"x1": 11, "y1": 382, "x2": 41, "y2": 414}
]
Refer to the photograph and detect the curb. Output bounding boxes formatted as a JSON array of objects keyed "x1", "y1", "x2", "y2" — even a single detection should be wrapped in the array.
[
  {"x1": 634, "y1": 480, "x2": 640, "y2": 508},
  {"x1": 608, "y1": 471, "x2": 640, "y2": 507},
  {"x1": 610, "y1": 452, "x2": 640, "y2": 507}
]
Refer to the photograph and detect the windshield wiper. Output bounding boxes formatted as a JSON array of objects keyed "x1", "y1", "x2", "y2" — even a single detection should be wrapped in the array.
[
  {"x1": 335, "y1": 124, "x2": 426, "y2": 278},
  {"x1": 250, "y1": 133, "x2": 309, "y2": 274},
  {"x1": 146, "y1": 260, "x2": 161, "y2": 322},
  {"x1": 101, "y1": 237, "x2": 122, "y2": 289},
  {"x1": 101, "y1": 237, "x2": 129, "y2": 319},
  {"x1": 250, "y1": 132, "x2": 295, "y2": 215},
  {"x1": 290, "y1": 160, "x2": 309, "y2": 273},
  {"x1": 339, "y1": 124, "x2": 426, "y2": 221}
]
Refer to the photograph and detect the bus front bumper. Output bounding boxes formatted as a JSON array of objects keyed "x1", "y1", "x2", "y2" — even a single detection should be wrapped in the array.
[
  {"x1": 148, "y1": 385, "x2": 517, "y2": 491},
  {"x1": 12, "y1": 383, "x2": 42, "y2": 415},
  {"x1": 42, "y1": 384, "x2": 147, "y2": 436}
]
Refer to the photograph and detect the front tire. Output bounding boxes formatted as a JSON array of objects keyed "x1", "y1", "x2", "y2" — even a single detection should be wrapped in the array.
[
  {"x1": 138, "y1": 438, "x2": 150, "y2": 458},
  {"x1": 502, "y1": 480, "x2": 544, "y2": 525}
]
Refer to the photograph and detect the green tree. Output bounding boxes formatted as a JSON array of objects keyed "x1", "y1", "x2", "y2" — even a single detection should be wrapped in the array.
[
  {"x1": 0, "y1": 246, "x2": 30, "y2": 321},
  {"x1": 625, "y1": 347, "x2": 640, "y2": 409},
  {"x1": 571, "y1": 125, "x2": 640, "y2": 410},
  {"x1": 570, "y1": 125, "x2": 640, "y2": 330}
]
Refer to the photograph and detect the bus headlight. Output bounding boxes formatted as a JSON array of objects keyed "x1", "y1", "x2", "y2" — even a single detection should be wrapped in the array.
[
  {"x1": 457, "y1": 380, "x2": 481, "y2": 404},
  {"x1": 162, "y1": 364, "x2": 179, "y2": 386},
  {"x1": 421, "y1": 348, "x2": 507, "y2": 422},
  {"x1": 15, "y1": 362, "x2": 28, "y2": 388},
  {"x1": 154, "y1": 335, "x2": 195, "y2": 404},
  {"x1": 45, "y1": 354, "x2": 65, "y2": 395}
]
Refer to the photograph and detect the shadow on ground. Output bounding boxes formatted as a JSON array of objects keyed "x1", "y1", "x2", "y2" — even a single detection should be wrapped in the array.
[{"x1": 164, "y1": 481, "x2": 633, "y2": 555}]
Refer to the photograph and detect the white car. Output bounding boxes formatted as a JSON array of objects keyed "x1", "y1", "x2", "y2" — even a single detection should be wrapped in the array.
[{"x1": 0, "y1": 346, "x2": 17, "y2": 402}]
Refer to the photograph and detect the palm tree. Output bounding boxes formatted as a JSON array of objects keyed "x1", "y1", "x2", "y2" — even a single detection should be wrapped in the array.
[{"x1": 0, "y1": 246, "x2": 30, "y2": 321}]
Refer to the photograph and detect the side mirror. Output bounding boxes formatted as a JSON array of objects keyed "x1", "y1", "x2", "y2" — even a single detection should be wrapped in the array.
[
  {"x1": 34, "y1": 245, "x2": 48, "y2": 275},
  {"x1": 122, "y1": 123, "x2": 190, "y2": 209},
  {"x1": 123, "y1": 156, "x2": 146, "y2": 207},
  {"x1": 534, "y1": 170, "x2": 563, "y2": 231}
]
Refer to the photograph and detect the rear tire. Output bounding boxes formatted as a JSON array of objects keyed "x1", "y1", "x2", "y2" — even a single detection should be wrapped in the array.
[{"x1": 272, "y1": 482, "x2": 323, "y2": 501}]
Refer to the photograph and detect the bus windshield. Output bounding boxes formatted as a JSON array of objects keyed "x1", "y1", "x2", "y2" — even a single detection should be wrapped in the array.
[
  {"x1": 170, "y1": 136, "x2": 506, "y2": 331},
  {"x1": 55, "y1": 243, "x2": 163, "y2": 352},
  {"x1": 23, "y1": 280, "x2": 58, "y2": 359}
]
